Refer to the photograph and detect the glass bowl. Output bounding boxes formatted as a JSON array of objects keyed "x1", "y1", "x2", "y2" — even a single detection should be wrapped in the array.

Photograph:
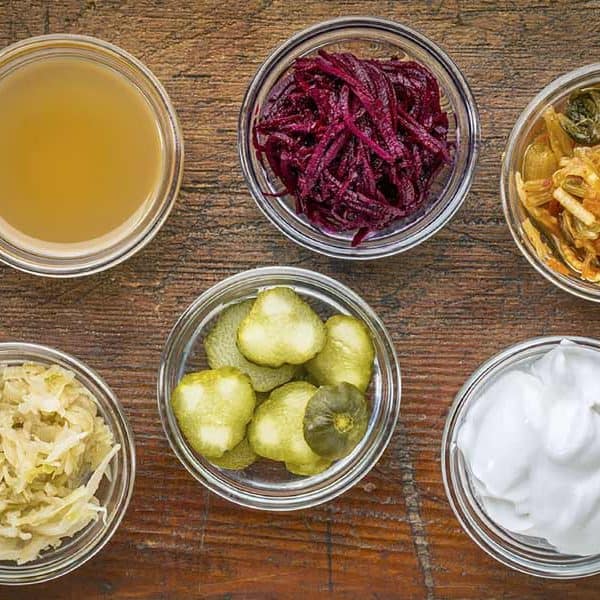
[
  {"x1": 0, "y1": 34, "x2": 183, "y2": 278},
  {"x1": 0, "y1": 343, "x2": 136, "y2": 585},
  {"x1": 501, "y1": 64, "x2": 600, "y2": 302},
  {"x1": 238, "y1": 16, "x2": 480, "y2": 260},
  {"x1": 158, "y1": 266, "x2": 401, "y2": 510},
  {"x1": 442, "y1": 335, "x2": 600, "y2": 579}
]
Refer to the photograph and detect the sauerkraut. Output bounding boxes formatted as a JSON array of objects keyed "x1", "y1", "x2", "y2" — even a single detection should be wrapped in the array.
[{"x1": 0, "y1": 362, "x2": 119, "y2": 564}]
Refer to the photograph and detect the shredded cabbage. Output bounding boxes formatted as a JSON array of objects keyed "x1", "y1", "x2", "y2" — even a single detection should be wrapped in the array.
[{"x1": 0, "y1": 363, "x2": 119, "y2": 564}]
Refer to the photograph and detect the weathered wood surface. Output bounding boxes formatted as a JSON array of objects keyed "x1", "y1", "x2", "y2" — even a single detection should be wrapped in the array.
[{"x1": 1, "y1": 0, "x2": 599, "y2": 598}]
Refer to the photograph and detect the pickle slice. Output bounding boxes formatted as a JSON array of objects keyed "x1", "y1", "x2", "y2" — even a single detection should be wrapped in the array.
[
  {"x1": 303, "y1": 382, "x2": 368, "y2": 460},
  {"x1": 285, "y1": 458, "x2": 331, "y2": 476},
  {"x1": 306, "y1": 315, "x2": 375, "y2": 393},
  {"x1": 209, "y1": 436, "x2": 257, "y2": 470},
  {"x1": 248, "y1": 381, "x2": 323, "y2": 465},
  {"x1": 171, "y1": 367, "x2": 256, "y2": 459},
  {"x1": 237, "y1": 287, "x2": 326, "y2": 368},
  {"x1": 205, "y1": 300, "x2": 297, "y2": 392}
]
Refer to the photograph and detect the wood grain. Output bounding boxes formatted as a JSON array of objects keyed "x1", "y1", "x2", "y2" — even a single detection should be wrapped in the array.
[{"x1": 1, "y1": 0, "x2": 600, "y2": 598}]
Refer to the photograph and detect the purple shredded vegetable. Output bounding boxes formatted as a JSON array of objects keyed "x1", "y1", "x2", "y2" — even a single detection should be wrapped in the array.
[{"x1": 253, "y1": 50, "x2": 452, "y2": 246}]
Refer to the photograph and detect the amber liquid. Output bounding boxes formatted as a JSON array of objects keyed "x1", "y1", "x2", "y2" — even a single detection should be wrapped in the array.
[{"x1": 0, "y1": 56, "x2": 163, "y2": 246}]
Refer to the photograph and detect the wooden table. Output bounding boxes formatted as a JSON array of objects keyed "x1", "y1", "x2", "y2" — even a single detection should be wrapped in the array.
[{"x1": 1, "y1": 1, "x2": 599, "y2": 598}]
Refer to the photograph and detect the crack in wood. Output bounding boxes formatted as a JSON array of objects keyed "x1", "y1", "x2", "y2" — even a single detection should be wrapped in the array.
[
  {"x1": 43, "y1": 2, "x2": 49, "y2": 34},
  {"x1": 325, "y1": 516, "x2": 333, "y2": 592},
  {"x1": 397, "y1": 423, "x2": 436, "y2": 600},
  {"x1": 199, "y1": 488, "x2": 211, "y2": 554}
]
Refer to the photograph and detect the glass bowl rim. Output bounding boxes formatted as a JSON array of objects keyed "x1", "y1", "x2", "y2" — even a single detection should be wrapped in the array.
[
  {"x1": 0, "y1": 341, "x2": 136, "y2": 585},
  {"x1": 157, "y1": 265, "x2": 401, "y2": 511},
  {"x1": 238, "y1": 16, "x2": 480, "y2": 260},
  {"x1": 500, "y1": 63, "x2": 600, "y2": 303},
  {"x1": 441, "y1": 334, "x2": 600, "y2": 579},
  {"x1": 0, "y1": 33, "x2": 184, "y2": 278}
]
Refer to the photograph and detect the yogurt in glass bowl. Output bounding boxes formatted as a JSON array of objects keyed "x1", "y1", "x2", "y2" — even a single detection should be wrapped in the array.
[{"x1": 442, "y1": 336, "x2": 600, "y2": 578}]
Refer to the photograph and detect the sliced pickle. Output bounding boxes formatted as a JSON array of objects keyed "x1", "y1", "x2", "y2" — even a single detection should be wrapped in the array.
[
  {"x1": 306, "y1": 315, "x2": 375, "y2": 393},
  {"x1": 171, "y1": 367, "x2": 255, "y2": 459},
  {"x1": 205, "y1": 300, "x2": 297, "y2": 392},
  {"x1": 209, "y1": 436, "x2": 257, "y2": 470},
  {"x1": 303, "y1": 382, "x2": 369, "y2": 460},
  {"x1": 237, "y1": 287, "x2": 326, "y2": 367},
  {"x1": 285, "y1": 458, "x2": 331, "y2": 476},
  {"x1": 248, "y1": 381, "x2": 323, "y2": 465}
]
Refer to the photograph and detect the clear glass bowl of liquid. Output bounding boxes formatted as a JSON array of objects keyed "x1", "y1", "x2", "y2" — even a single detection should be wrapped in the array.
[{"x1": 0, "y1": 34, "x2": 183, "y2": 277}]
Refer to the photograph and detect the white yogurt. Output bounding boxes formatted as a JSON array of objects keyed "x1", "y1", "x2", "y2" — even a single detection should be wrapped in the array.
[{"x1": 457, "y1": 340, "x2": 600, "y2": 556}]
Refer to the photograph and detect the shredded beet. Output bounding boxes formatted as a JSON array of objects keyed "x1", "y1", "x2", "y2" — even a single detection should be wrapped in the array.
[{"x1": 253, "y1": 50, "x2": 452, "y2": 246}]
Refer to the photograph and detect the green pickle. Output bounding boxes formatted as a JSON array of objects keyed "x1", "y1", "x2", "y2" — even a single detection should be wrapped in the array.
[
  {"x1": 237, "y1": 287, "x2": 326, "y2": 367},
  {"x1": 248, "y1": 381, "x2": 324, "y2": 467},
  {"x1": 209, "y1": 436, "x2": 257, "y2": 470},
  {"x1": 204, "y1": 300, "x2": 297, "y2": 392},
  {"x1": 306, "y1": 315, "x2": 375, "y2": 393},
  {"x1": 285, "y1": 458, "x2": 331, "y2": 476},
  {"x1": 303, "y1": 382, "x2": 369, "y2": 460},
  {"x1": 171, "y1": 367, "x2": 256, "y2": 459}
]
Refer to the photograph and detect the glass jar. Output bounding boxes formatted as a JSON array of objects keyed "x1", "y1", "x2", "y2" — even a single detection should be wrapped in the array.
[
  {"x1": 442, "y1": 336, "x2": 600, "y2": 578},
  {"x1": 0, "y1": 34, "x2": 183, "y2": 277},
  {"x1": 501, "y1": 64, "x2": 600, "y2": 302},
  {"x1": 239, "y1": 16, "x2": 480, "y2": 260},
  {"x1": 158, "y1": 266, "x2": 401, "y2": 510},
  {"x1": 0, "y1": 343, "x2": 136, "y2": 585}
]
